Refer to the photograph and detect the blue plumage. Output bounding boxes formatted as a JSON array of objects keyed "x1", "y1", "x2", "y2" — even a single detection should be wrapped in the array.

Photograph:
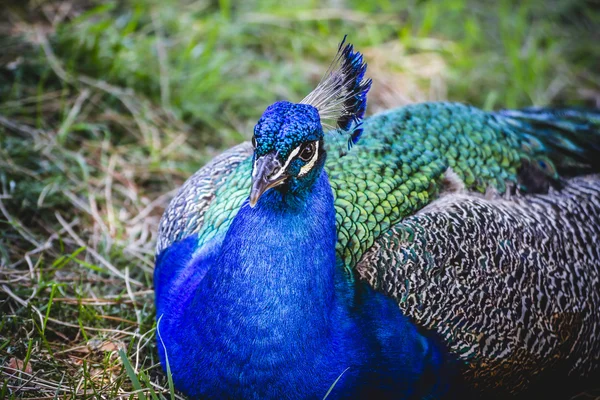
[
  {"x1": 253, "y1": 101, "x2": 322, "y2": 159},
  {"x1": 155, "y1": 170, "x2": 454, "y2": 398},
  {"x1": 333, "y1": 36, "x2": 372, "y2": 147}
]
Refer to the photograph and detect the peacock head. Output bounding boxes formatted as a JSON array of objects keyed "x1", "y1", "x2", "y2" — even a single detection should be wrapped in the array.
[{"x1": 249, "y1": 36, "x2": 372, "y2": 207}]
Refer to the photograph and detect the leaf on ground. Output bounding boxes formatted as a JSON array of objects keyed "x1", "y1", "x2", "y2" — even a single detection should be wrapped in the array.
[{"x1": 5, "y1": 357, "x2": 33, "y2": 375}]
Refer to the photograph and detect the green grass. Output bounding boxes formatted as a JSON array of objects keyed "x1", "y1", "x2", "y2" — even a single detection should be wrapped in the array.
[{"x1": 0, "y1": 0, "x2": 598, "y2": 398}]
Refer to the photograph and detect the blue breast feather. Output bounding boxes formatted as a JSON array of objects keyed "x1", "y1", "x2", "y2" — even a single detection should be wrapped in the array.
[{"x1": 154, "y1": 170, "x2": 457, "y2": 399}]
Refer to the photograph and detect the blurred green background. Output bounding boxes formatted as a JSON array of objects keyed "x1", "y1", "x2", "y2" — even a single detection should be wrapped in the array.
[{"x1": 1, "y1": 0, "x2": 599, "y2": 398}]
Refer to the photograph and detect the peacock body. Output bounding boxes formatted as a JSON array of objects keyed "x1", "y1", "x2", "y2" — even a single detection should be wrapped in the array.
[{"x1": 154, "y1": 39, "x2": 600, "y2": 399}]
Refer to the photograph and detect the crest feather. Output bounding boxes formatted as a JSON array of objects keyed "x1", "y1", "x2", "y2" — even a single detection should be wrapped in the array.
[{"x1": 301, "y1": 36, "x2": 372, "y2": 148}]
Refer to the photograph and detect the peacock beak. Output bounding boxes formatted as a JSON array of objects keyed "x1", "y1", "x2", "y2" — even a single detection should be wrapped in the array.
[{"x1": 249, "y1": 153, "x2": 287, "y2": 208}]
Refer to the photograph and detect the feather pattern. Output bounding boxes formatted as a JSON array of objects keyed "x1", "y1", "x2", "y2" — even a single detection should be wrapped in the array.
[
  {"x1": 357, "y1": 174, "x2": 600, "y2": 397},
  {"x1": 497, "y1": 107, "x2": 600, "y2": 175},
  {"x1": 301, "y1": 35, "x2": 372, "y2": 148},
  {"x1": 162, "y1": 103, "x2": 597, "y2": 271}
]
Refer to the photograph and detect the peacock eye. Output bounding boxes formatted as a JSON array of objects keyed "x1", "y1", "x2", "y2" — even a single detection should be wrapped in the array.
[
  {"x1": 298, "y1": 142, "x2": 316, "y2": 162},
  {"x1": 252, "y1": 136, "x2": 257, "y2": 148}
]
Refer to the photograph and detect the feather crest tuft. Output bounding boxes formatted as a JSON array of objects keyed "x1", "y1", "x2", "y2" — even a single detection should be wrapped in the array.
[{"x1": 301, "y1": 35, "x2": 372, "y2": 148}]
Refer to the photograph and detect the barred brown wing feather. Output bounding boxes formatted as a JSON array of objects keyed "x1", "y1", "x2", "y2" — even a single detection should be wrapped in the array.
[{"x1": 356, "y1": 174, "x2": 600, "y2": 395}]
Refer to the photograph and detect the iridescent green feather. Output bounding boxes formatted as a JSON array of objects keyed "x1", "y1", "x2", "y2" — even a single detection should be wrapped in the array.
[{"x1": 191, "y1": 102, "x2": 573, "y2": 273}]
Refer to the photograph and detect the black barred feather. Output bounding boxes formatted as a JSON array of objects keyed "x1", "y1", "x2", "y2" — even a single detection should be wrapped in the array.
[{"x1": 301, "y1": 35, "x2": 372, "y2": 148}]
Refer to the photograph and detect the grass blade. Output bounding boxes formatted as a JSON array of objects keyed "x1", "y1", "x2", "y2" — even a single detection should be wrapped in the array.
[{"x1": 119, "y1": 349, "x2": 147, "y2": 400}]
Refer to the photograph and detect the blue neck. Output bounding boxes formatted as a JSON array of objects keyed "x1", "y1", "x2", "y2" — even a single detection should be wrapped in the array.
[
  {"x1": 180, "y1": 171, "x2": 346, "y2": 397},
  {"x1": 206, "y1": 170, "x2": 338, "y2": 330}
]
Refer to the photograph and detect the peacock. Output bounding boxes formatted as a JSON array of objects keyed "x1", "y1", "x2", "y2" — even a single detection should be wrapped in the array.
[{"x1": 154, "y1": 37, "x2": 600, "y2": 399}]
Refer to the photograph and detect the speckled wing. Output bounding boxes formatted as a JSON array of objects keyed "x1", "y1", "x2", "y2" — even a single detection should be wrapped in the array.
[
  {"x1": 356, "y1": 175, "x2": 600, "y2": 395},
  {"x1": 156, "y1": 142, "x2": 253, "y2": 254}
]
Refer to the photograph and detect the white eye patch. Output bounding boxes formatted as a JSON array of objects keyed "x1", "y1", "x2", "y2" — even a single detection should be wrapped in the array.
[
  {"x1": 269, "y1": 146, "x2": 301, "y2": 181},
  {"x1": 298, "y1": 141, "x2": 319, "y2": 177}
]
